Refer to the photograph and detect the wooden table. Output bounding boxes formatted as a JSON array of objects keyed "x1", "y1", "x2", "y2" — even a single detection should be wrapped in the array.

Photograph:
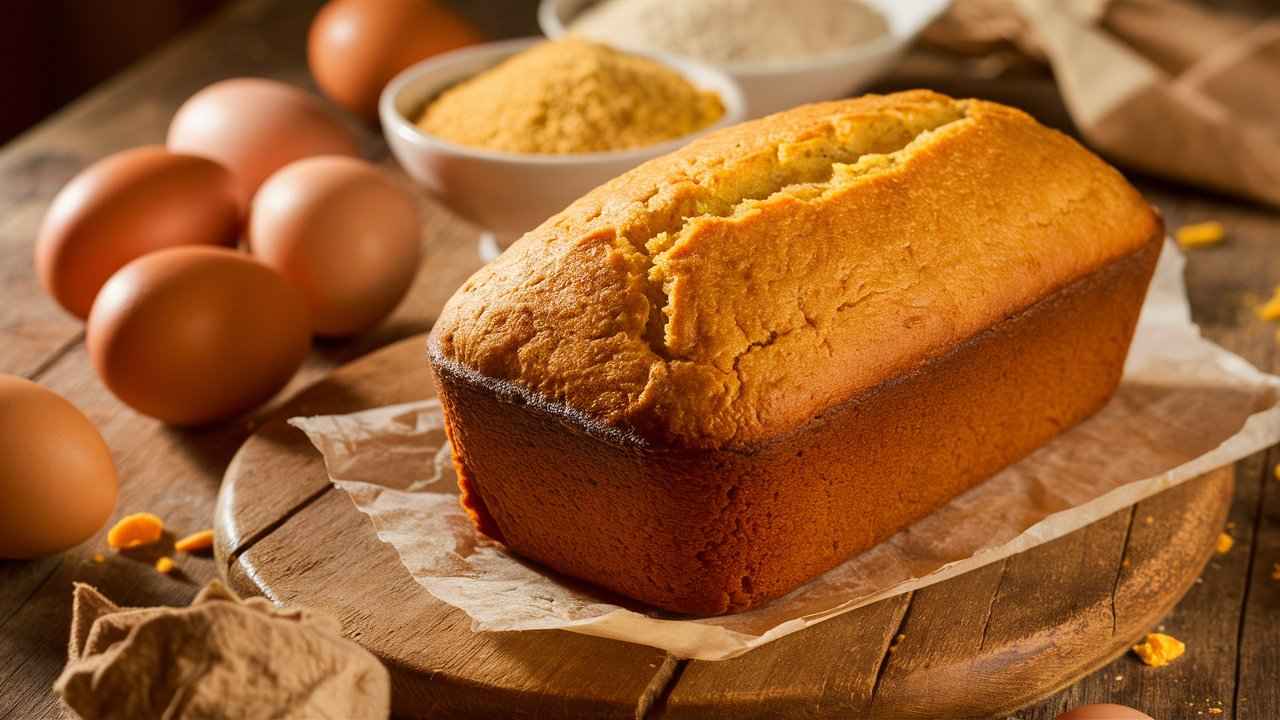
[{"x1": 0, "y1": 1, "x2": 1276, "y2": 718}]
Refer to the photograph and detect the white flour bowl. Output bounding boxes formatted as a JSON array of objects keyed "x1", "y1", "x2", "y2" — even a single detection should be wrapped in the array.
[{"x1": 540, "y1": 0, "x2": 950, "y2": 118}]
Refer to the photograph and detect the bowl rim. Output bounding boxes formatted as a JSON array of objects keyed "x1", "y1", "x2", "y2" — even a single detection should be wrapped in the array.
[
  {"x1": 536, "y1": 0, "x2": 948, "y2": 77},
  {"x1": 378, "y1": 37, "x2": 747, "y2": 166}
]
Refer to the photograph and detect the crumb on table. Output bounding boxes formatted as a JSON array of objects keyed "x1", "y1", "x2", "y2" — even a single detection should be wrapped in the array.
[
  {"x1": 175, "y1": 529, "x2": 215, "y2": 554},
  {"x1": 1256, "y1": 288, "x2": 1280, "y2": 321},
  {"x1": 107, "y1": 512, "x2": 165, "y2": 550},
  {"x1": 1176, "y1": 221, "x2": 1225, "y2": 248},
  {"x1": 1133, "y1": 632, "x2": 1186, "y2": 667}
]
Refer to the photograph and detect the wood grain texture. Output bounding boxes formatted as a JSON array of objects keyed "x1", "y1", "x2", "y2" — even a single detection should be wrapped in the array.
[
  {"x1": 216, "y1": 336, "x2": 1233, "y2": 719},
  {"x1": 1236, "y1": 447, "x2": 1280, "y2": 720},
  {"x1": 0, "y1": 0, "x2": 1277, "y2": 717}
]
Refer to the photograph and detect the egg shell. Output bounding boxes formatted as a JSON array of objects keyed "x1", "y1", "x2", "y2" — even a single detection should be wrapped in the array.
[
  {"x1": 250, "y1": 156, "x2": 421, "y2": 337},
  {"x1": 35, "y1": 146, "x2": 241, "y2": 320},
  {"x1": 0, "y1": 375, "x2": 117, "y2": 559},
  {"x1": 1055, "y1": 704, "x2": 1154, "y2": 720},
  {"x1": 86, "y1": 247, "x2": 311, "y2": 426},
  {"x1": 167, "y1": 78, "x2": 360, "y2": 208},
  {"x1": 308, "y1": 0, "x2": 483, "y2": 119}
]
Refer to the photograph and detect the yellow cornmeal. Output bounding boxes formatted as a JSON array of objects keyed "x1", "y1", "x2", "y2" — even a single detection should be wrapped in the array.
[{"x1": 416, "y1": 39, "x2": 724, "y2": 154}]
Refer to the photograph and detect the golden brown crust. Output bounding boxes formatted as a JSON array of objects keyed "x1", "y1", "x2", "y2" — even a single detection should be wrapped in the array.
[
  {"x1": 431, "y1": 232, "x2": 1163, "y2": 614},
  {"x1": 433, "y1": 90, "x2": 1160, "y2": 450}
]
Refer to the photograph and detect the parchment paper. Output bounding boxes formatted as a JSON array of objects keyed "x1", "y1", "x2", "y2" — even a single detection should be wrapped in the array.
[{"x1": 292, "y1": 242, "x2": 1280, "y2": 660}]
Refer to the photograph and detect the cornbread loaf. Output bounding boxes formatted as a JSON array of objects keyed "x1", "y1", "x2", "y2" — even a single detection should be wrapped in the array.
[{"x1": 429, "y1": 90, "x2": 1162, "y2": 615}]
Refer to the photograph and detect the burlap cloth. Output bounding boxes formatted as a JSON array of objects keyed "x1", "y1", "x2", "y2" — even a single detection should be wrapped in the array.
[
  {"x1": 924, "y1": 0, "x2": 1280, "y2": 207},
  {"x1": 54, "y1": 582, "x2": 390, "y2": 720}
]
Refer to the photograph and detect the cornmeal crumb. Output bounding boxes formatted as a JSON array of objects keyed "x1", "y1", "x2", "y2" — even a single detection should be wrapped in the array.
[
  {"x1": 175, "y1": 529, "x2": 215, "y2": 554},
  {"x1": 416, "y1": 38, "x2": 724, "y2": 154},
  {"x1": 155, "y1": 557, "x2": 175, "y2": 574},
  {"x1": 1133, "y1": 632, "x2": 1186, "y2": 667},
  {"x1": 1208, "y1": 708, "x2": 1224, "y2": 715},
  {"x1": 1216, "y1": 533, "x2": 1233, "y2": 554},
  {"x1": 107, "y1": 513, "x2": 165, "y2": 550},
  {"x1": 1176, "y1": 221, "x2": 1225, "y2": 248},
  {"x1": 1256, "y1": 287, "x2": 1280, "y2": 321}
]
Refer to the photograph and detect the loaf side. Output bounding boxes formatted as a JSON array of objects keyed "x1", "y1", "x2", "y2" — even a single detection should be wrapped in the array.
[{"x1": 432, "y1": 90, "x2": 1160, "y2": 448}]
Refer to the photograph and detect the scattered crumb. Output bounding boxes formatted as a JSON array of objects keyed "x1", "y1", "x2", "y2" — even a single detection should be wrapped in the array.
[
  {"x1": 1226, "y1": 522, "x2": 1236, "y2": 530},
  {"x1": 155, "y1": 557, "x2": 175, "y2": 574},
  {"x1": 1158, "y1": 624, "x2": 1166, "y2": 632},
  {"x1": 1216, "y1": 532, "x2": 1234, "y2": 554},
  {"x1": 107, "y1": 512, "x2": 165, "y2": 550},
  {"x1": 175, "y1": 529, "x2": 215, "y2": 554},
  {"x1": 1196, "y1": 577, "x2": 1204, "y2": 584},
  {"x1": 1256, "y1": 287, "x2": 1280, "y2": 321},
  {"x1": 1114, "y1": 674, "x2": 1124, "y2": 681},
  {"x1": 888, "y1": 633, "x2": 906, "y2": 653},
  {"x1": 1272, "y1": 563, "x2": 1280, "y2": 581},
  {"x1": 1144, "y1": 515, "x2": 1154, "y2": 525},
  {"x1": 1133, "y1": 632, "x2": 1186, "y2": 667},
  {"x1": 1274, "y1": 464, "x2": 1280, "y2": 481},
  {"x1": 1122, "y1": 558, "x2": 1132, "y2": 568},
  {"x1": 1176, "y1": 221, "x2": 1225, "y2": 248},
  {"x1": 92, "y1": 554, "x2": 105, "y2": 564},
  {"x1": 1209, "y1": 708, "x2": 1223, "y2": 716}
]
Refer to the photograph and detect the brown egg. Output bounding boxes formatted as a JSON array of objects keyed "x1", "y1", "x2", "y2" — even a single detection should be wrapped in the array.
[
  {"x1": 1056, "y1": 704, "x2": 1154, "y2": 720},
  {"x1": 86, "y1": 247, "x2": 311, "y2": 425},
  {"x1": 249, "y1": 156, "x2": 421, "y2": 337},
  {"x1": 0, "y1": 375, "x2": 117, "y2": 559},
  {"x1": 308, "y1": 0, "x2": 484, "y2": 119},
  {"x1": 167, "y1": 78, "x2": 360, "y2": 208},
  {"x1": 34, "y1": 146, "x2": 241, "y2": 320}
]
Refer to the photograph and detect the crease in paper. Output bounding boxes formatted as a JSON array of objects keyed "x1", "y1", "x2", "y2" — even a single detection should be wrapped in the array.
[{"x1": 291, "y1": 242, "x2": 1280, "y2": 660}]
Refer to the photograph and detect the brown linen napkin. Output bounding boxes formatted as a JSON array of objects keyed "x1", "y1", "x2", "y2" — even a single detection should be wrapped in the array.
[
  {"x1": 925, "y1": 0, "x2": 1280, "y2": 207},
  {"x1": 54, "y1": 582, "x2": 390, "y2": 720}
]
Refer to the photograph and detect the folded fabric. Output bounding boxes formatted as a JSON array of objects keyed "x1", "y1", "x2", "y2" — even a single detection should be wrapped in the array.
[
  {"x1": 54, "y1": 582, "x2": 390, "y2": 720},
  {"x1": 925, "y1": 0, "x2": 1280, "y2": 207}
]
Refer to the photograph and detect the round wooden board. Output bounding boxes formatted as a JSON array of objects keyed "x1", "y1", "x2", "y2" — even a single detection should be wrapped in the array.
[{"x1": 214, "y1": 334, "x2": 1233, "y2": 720}]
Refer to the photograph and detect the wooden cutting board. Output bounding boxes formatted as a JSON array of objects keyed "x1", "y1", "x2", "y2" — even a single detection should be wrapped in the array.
[{"x1": 213, "y1": 334, "x2": 1231, "y2": 719}]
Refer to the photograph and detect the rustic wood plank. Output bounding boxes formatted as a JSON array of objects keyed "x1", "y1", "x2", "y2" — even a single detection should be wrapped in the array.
[
  {"x1": 1017, "y1": 455, "x2": 1259, "y2": 719},
  {"x1": 3, "y1": 0, "x2": 1278, "y2": 716},
  {"x1": 869, "y1": 471, "x2": 1230, "y2": 719},
  {"x1": 1235, "y1": 452, "x2": 1280, "y2": 720},
  {"x1": 658, "y1": 595, "x2": 913, "y2": 719}
]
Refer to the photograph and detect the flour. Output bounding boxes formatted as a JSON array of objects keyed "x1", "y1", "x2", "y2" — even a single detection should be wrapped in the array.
[{"x1": 570, "y1": 0, "x2": 889, "y2": 66}]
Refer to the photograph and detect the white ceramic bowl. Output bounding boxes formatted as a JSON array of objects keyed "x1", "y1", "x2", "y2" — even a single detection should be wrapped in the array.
[
  {"x1": 380, "y1": 38, "x2": 745, "y2": 253},
  {"x1": 540, "y1": 0, "x2": 950, "y2": 119}
]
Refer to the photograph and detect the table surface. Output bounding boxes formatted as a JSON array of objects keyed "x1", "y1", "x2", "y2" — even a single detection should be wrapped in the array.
[{"x1": 0, "y1": 1, "x2": 1276, "y2": 718}]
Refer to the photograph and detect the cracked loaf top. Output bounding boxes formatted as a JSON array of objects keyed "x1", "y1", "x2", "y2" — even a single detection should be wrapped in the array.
[{"x1": 431, "y1": 90, "x2": 1159, "y2": 450}]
